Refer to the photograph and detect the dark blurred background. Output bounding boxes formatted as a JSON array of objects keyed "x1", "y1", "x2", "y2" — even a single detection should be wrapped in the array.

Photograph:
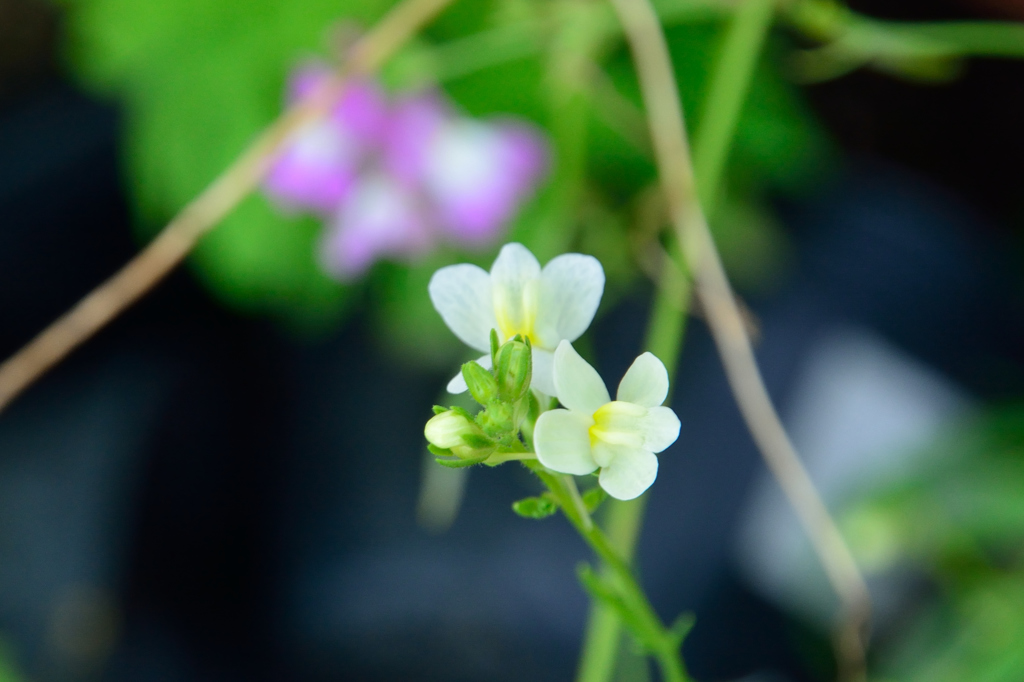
[{"x1": 1, "y1": 0, "x2": 1023, "y2": 680}]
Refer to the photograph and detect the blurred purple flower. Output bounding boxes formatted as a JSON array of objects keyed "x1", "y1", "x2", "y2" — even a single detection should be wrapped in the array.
[
  {"x1": 422, "y1": 119, "x2": 548, "y2": 244},
  {"x1": 264, "y1": 64, "x2": 388, "y2": 215},
  {"x1": 263, "y1": 62, "x2": 549, "y2": 280},
  {"x1": 319, "y1": 174, "x2": 432, "y2": 278}
]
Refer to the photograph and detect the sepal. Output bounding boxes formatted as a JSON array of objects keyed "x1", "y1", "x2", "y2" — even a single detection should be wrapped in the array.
[
  {"x1": 462, "y1": 360, "x2": 498, "y2": 404},
  {"x1": 460, "y1": 432, "x2": 495, "y2": 449},
  {"x1": 489, "y1": 328, "x2": 500, "y2": 366},
  {"x1": 427, "y1": 443, "x2": 452, "y2": 458},
  {"x1": 435, "y1": 452, "x2": 492, "y2": 468},
  {"x1": 495, "y1": 335, "x2": 532, "y2": 402},
  {"x1": 449, "y1": 405, "x2": 474, "y2": 420}
]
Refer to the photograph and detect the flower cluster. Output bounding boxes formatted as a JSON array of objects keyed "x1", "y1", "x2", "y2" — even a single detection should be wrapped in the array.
[
  {"x1": 264, "y1": 63, "x2": 549, "y2": 279},
  {"x1": 426, "y1": 244, "x2": 680, "y2": 501},
  {"x1": 424, "y1": 333, "x2": 536, "y2": 467}
]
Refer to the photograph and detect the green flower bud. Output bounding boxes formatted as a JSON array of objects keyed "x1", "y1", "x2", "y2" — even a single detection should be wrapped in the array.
[
  {"x1": 495, "y1": 336, "x2": 532, "y2": 402},
  {"x1": 477, "y1": 400, "x2": 514, "y2": 438},
  {"x1": 424, "y1": 410, "x2": 494, "y2": 460},
  {"x1": 462, "y1": 360, "x2": 498, "y2": 405}
]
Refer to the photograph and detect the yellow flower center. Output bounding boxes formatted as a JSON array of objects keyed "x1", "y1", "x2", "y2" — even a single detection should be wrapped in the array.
[
  {"x1": 589, "y1": 401, "x2": 647, "y2": 449},
  {"x1": 493, "y1": 278, "x2": 539, "y2": 345}
]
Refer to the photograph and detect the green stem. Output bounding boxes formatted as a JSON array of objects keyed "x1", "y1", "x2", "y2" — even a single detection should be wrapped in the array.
[
  {"x1": 533, "y1": 467, "x2": 689, "y2": 682},
  {"x1": 484, "y1": 451, "x2": 537, "y2": 466},
  {"x1": 576, "y1": 496, "x2": 650, "y2": 682},
  {"x1": 692, "y1": 0, "x2": 775, "y2": 212},
  {"x1": 576, "y1": 2, "x2": 775, "y2": 680}
]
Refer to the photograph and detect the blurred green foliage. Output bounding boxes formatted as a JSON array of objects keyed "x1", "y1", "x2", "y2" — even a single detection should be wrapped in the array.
[
  {"x1": 842, "y1": 406, "x2": 1024, "y2": 682},
  {"x1": 0, "y1": 641, "x2": 24, "y2": 682},
  {"x1": 56, "y1": 0, "x2": 829, "y2": 363}
]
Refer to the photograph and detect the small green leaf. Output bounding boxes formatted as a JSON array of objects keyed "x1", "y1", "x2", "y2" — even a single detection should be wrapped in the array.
[
  {"x1": 582, "y1": 486, "x2": 608, "y2": 513},
  {"x1": 577, "y1": 564, "x2": 625, "y2": 611},
  {"x1": 668, "y1": 613, "x2": 696, "y2": 647},
  {"x1": 577, "y1": 564, "x2": 664, "y2": 654},
  {"x1": 431, "y1": 405, "x2": 448, "y2": 415},
  {"x1": 512, "y1": 494, "x2": 559, "y2": 519}
]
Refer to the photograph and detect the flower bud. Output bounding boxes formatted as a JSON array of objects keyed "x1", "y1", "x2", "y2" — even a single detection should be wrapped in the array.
[
  {"x1": 495, "y1": 336, "x2": 532, "y2": 402},
  {"x1": 462, "y1": 360, "x2": 498, "y2": 405},
  {"x1": 424, "y1": 410, "x2": 494, "y2": 459},
  {"x1": 477, "y1": 400, "x2": 515, "y2": 438}
]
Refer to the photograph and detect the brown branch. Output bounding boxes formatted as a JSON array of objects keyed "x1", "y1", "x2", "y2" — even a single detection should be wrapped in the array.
[
  {"x1": 605, "y1": 0, "x2": 872, "y2": 679},
  {"x1": 0, "y1": 0, "x2": 455, "y2": 414}
]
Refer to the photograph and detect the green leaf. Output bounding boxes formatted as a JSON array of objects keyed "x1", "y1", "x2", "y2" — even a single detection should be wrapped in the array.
[
  {"x1": 578, "y1": 564, "x2": 661, "y2": 653},
  {"x1": 667, "y1": 612, "x2": 696, "y2": 648},
  {"x1": 582, "y1": 486, "x2": 608, "y2": 513},
  {"x1": 512, "y1": 494, "x2": 559, "y2": 519}
]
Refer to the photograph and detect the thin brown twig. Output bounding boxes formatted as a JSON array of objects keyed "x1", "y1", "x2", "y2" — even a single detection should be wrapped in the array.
[
  {"x1": 606, "y1": 0, "x2": 871, "y2": 679},
  {"x1": 629, "y1": 187, "x2": 760, "y2": 340},
  {"x1": 0, "y1": 0, "x2": 455, "y2": 414}
]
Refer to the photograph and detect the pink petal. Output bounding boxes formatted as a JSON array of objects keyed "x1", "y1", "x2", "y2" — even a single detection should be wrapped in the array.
[
  {"x1": 264, "y1": 120, "x2": 358, "y2": 214},
  {"x1": 423, "y1": 119, "x2": 548, "y2": 244},
  {"x1": 333, "y1": 79, "x2": 389, "y2": 143},
  {"x1": 319, "y1": 175, "x2": 435, "y2": 280},
  {"x1": 287, "y1": 62, "x2": 388, "y2": 136},
  {"x1": 265, "y1": 64, "x2": 389, "y2": 215},
  {"x1": 382, "y1": 91, "x2": 449, "y2": 186}
]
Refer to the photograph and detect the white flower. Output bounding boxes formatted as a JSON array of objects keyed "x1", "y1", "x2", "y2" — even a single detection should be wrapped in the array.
[
  {"x1": 534, "y1": 341, "x2": 680, "y2": 500},
  {"x1": 429, "y1": 243, "x2": 605, "y2": 396}
]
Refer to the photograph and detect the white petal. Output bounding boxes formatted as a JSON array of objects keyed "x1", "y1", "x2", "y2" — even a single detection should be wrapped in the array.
[
  {"x1": 490, "y1": 243, "x2": 541, "y2": 340},
  {"x1": 534, "y1": 409, "x2": 598, "y2": 475},
  {"x1": 616, "y1": 352, "x2": 670, "y2": 407},
  {"x1": 534, "y1": 254, "x2": 605, "y2": 349},
  {"x1": 591, "y1": 440, "x2": 621, "y2": 468},
  {"x1": 553, "y1": 340, "x2": 610, "y2": 415},
  {"x1": 637, "y1": 406, "x2": 681, "y2": 452},
  {"x1": 530, "y1": 347, "x2": 556, "y2": 396},
  {"x1": 598, "y1": 447, "x2": 658, "y2": 500},
  {"x1": 446, "y1": 354, "x2": 492, "y2": 394},
  {"x1": 429, "y1": 264, "x2": 497, "y2": 353}
]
